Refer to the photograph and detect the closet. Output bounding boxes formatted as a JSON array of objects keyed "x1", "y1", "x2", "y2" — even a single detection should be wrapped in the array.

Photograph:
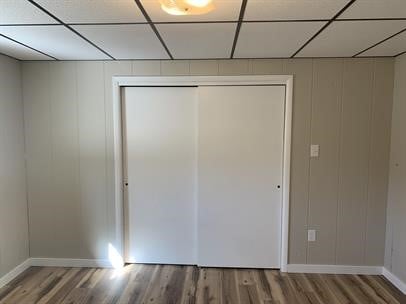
[{"x1": 123, "y1": 85, "x2": 285, "y2": 268}]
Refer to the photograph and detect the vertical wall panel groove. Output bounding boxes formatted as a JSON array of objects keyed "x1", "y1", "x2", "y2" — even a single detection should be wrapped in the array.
[
  {"x1": 75, "y1": 63, "x2": 82, "y2": 258},
  {"x1": 284, "y1": 59, "x2": 313, "y2": 264},
  {"x1": 367, "y1": 59, "x2": 394, "y2": 266},
  {"x1": 23, "y1": 62, "x2": 53, "y2": 258},
  {"x1": 77, "y1": 62, "x2": 108, "y2": 259},
  {"x1": 308, "y1": 59, "x2": 343, "y2": 265},
  {"x1": 334, "y1": 59, "x2": 345, "y2": 265},
  {"x1": 336, "y1": 59, "x2": 374, "y2": 266},
  {"x1": 49, "y1": 62, "x2": 82, "y2": 258},
  {"x1": 363, "y1": 61, "x2": 377, "y2": 265},
  {"x1": 305, "y1": 59, "x2": 314, "y2": 264}
]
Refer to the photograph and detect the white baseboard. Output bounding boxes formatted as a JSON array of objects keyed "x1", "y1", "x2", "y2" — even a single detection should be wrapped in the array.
[
  {"x1": 0, "y1": 258, "x2": 112, "y2": 289},
  {"x1": 382, "y1": 268, "x2": 406, "y2": 295},
  {"x1": 0, "y1": 259, "x2": 31, "y2": 289},
  {"x1": 29, "y1": 258, "x2": 112, "y2": 268},
  {"x1": 286, "y1": 264, "x2": 383, "y2": 275}
]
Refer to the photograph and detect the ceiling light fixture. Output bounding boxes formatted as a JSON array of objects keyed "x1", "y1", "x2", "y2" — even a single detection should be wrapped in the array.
[{"x1": 159, "y1": 0, "x2": 214, "y2": 16}]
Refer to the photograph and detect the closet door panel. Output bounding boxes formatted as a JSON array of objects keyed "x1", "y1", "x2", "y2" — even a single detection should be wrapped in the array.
[
  {"x1": 124, "y1": 86, "x2": 197, "y2": 264},
  {"x1": 197, "y1": 85, "x2": 285, "y2": 268}
]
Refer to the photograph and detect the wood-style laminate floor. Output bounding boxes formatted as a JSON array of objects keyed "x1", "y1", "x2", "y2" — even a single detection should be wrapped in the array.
[{"x1": 0, "y1": 265, "x2": 404, "y2": 304}]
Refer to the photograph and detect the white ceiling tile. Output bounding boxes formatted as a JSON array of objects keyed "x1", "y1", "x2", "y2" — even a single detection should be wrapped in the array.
[
  {"x1": 0, "y1": 25, "x2": 110, "y2": 60},
  {"x1": 244, "y1": 0, "x2": 350, "y2": 21},
  {"x1": 156, "y1": 23, "x2": 236, "y2": 59},
  {"x1": 297, "y1": 20, "x2": 406, "y2": 57},
  {"x1": 0, "y1": 0, "x2": 57, "y2": 24},
  {"x1": 73, "y1": 24, "x2": 169, "y2": 59},
  {"x1": 339, "y1": 0, "x2": 406, "y2": 19},
  {"x1": 140, "y1": 0, "x2": 241, "y2": 22},
  {"x1": 234, "y1": 22, "x2": 325, "y2": 58},
  {"x1": 35, "y1": 0, "x2": 145, "y2": 23},
  {"x1": 361, "y1": 30, "x2": 406, "y2": 57},
  {"x1": 0, "y1": 35, "x2": 52, "y2": 60}
]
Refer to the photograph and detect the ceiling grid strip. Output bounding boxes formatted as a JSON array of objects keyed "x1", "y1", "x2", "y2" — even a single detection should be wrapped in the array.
[
  {"x1": 290, "y1": 0, "x2": 357, "y2": 58},
  {"x1": 0, "y1": 32, "x2": 57, "y2": 60},
  {"x1": 230, "y1": 0, "x2": 248, "y2": 59},
  {"x1": 26, "y1": 0, "x2": 116, "y2": 60},
  {"x1": 395, "y1": 50, "x2": 406, "y2": 57},
  {"x1": 353, "y1": 27, "x2": 406, "y2": 57},
  {"x1": 3, "y1": 18, "x2": 406, "y2": 27},
  {"x1": 0, "y1": 51, "x2": 22, "y2": 61},
  {"x1": 134, "y1": 0, "x2": 174, "y2": 59}
]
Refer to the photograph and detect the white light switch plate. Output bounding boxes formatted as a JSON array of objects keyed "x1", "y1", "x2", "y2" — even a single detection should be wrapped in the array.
[
  {"x1": 310, "y1": 144, "x2": 319, "y2": 157},
  {"x1": 308, "y1": 229, "x2": 316, "y2": 242}
]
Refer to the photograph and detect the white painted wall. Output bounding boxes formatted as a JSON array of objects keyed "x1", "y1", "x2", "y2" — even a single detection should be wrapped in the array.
[
  {"x1": 0, "y1": 55, "x2": 397, "y2": 278},
  {"x1": 385, "y1": 53, "x2": 406, "y2": 285},
  {"x1": 0, "y1": 55, "x2": 29, "y2": 277},
  {"x1": 22, "y1": 58, "x2": 394, "y2": 266},
  {"x1": 23, "y1": 61, "x2": 109, "y2": 260}
]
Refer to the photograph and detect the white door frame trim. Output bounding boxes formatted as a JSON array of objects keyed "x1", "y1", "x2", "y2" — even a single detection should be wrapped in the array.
[{"x1": 111, "y1": 75, "x2": 293, "y2": 272}]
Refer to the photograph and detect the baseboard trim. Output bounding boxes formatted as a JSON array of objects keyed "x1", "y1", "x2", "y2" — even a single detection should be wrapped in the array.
[
  {"x1": 0, "y1": 258, "x2": 113, "y2": 288},
  {"x1": 0, "y1": 259, "x2": 31, "y2": 288},
  {"x1": 286, "y1": 264, "x2": 383, "y2": 275},
  {"x1": 29, "y1": 258, "x2": 112, "y2": 268},
  {"x1": 382, "y1": 268, "x2": 406, "y2": 295}
]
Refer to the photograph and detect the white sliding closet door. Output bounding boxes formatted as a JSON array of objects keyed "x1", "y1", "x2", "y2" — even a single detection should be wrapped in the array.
[
  {"x1": 124, "y1": 84, "x2": 285, "y2": 268},
  {"x1": 124, "y1": 87, "x2": 197, "y2": 265},
  {"x1": 198, "y1": 86, "x2": 285, "y2": 268}
]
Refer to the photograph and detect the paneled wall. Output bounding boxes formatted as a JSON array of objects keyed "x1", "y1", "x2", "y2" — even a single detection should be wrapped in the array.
[
  {"x1": 385, "y1": 53, "x2": 406, "y2": 283},
  {"x1": 22, "y1": 58, "x2": 394, "y2": 266},
  {"x1": 0, "y1": 55, "x2": 29, "y2": 277}
]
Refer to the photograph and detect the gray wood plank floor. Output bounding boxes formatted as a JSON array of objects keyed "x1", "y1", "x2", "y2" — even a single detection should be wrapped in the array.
[{"x1": 0, "y1": 265, "x2": 404, "y2": 304}]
